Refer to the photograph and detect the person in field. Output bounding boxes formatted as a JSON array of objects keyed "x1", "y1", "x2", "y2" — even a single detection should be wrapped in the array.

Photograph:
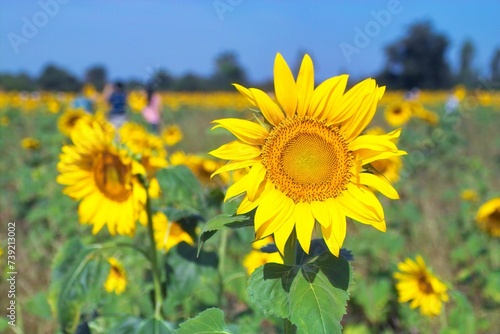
[
  {"x1": 103, "y1": 81, "x2": 127, "y2": 129},
  {"x1": 141, "y1": 83, "x2": 162, "y2": 133}
]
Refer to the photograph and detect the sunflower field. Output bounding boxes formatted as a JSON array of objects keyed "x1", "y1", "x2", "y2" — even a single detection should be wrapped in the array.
[{"x1": 1, "y1": 54, "x2": 500, "y2": 334}]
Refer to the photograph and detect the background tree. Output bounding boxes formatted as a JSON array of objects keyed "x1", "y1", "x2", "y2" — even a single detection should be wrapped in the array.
[
  {"x1": 150, "y1": 69, "x2": 173, "y2": 90},
  {"x1": 378, "y1": 22, "x2": 452, "y2": 90},
  {"x1": 209, "y1": 51, "x2": 247, "y2": 90},
  {"x1": 491, "y1": 49, "x2": 500, "y2": 84},
  {"x1": 85, "y1": 65, "x2": 107, "y2": 91},
  {"x1": 0, "y1": 73, "x2": 36, "y2": 91},
  {"x1": 457, "y1": 40, "x2": 477, "y2": 88},
  {"x1": 38, "y1": 64, "x2": 81, "y2": 91}
]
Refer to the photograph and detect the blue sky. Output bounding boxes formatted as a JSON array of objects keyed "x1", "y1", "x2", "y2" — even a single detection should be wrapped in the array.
[{"x1": 1, "y1": 0, "x2": 499, "y2": 84}]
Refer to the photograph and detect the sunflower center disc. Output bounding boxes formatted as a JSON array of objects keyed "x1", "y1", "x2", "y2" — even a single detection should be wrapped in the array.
[
  {"x1": 418, "y1": 275, "x2": 434, "y2": 294},
  {"x1": 93, "y1": 152, "x2": 132, "y2": 202},
  {"x1": 262, "y1": 117, "x2": 353, "y2": 203}
]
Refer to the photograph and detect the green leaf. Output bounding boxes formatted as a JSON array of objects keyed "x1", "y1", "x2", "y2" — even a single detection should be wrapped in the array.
[
  {"x1": 248, "y1": 265, "x2": 291, "y2": 319},
  {"x1": 248, "y1": 253, "x2": 352, "y2": 334},
  {"x1": 175, "y1": 308, "x2": 231, "y2": 334},
  {"x1": 25, "y1": 291, "x2": 53, "y2": 320},
  {"x1": 198, "y1": 214, "x2": 251, "y2": 255},
  {"x1": 48, "y1": 238, "x2": 107, "y2": 333},
  {"x1": 290, "y1": 255, "x2": 350, "y2": 334},
  {"x1": 351, "y1": 277, "x2": 392, "y2": 323},
  {"x1": 157, "y1": 165, "x2": 204, "y2": 210},
  {"x1": 137, "y1": 318, "x2": 173, "y2": 334},
  {"x1": 447, "y1": 291, "x2": 476, "y2": 334}
]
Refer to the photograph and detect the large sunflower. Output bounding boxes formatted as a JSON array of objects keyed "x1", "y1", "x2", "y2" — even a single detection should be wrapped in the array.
[
  {"x1": 57, "y1": 121, "x2": 147, "y2": 236},
  {"x1": 393, "y1": 255, "x2": 449, "y2": 317},
  {"x1": 209, "y1": 53, "x2": 406, "y2": 256}
]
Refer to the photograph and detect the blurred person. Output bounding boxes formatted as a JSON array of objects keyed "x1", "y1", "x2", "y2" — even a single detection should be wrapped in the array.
[
  {"x1": 72, "y1": 84, "x2": 95, "y2": 113},
  {"x1": 141, "y1": 83, "x2": 162, "y2": 133},
  {"x1": 103, "y1": 81, "x2": 127, "y2": 129}
]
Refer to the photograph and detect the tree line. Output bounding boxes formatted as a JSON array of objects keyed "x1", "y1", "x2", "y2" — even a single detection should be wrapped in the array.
[{"x1": 1, "y1": 22, "x2": 499, "y2": 92}]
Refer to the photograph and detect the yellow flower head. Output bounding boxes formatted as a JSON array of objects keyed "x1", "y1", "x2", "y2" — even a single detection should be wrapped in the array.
[
  {"x1": 57, "y1": 121, "x2": 147, "y2": 236},
  {"x1": 384, "y1": 101, "x2": 412, "y2": 127},
  {"x1": 104, "y1": 257, "x2": 127, "y2": 294},
  {"x1": 453, "y1": 85, "x2": 467, "y2": 101},
  {"x1": 58, "y1": 108, "x2": 93, "y2": 136},
  {"x1": 0, "y1": 116, "x2": 9, "y2": 126},
  {"x1": 475, "y1": 198, "x2": 500, "y2": 237},
  {"x1": 393, "y1": 255, "x2": 449, "y2": 317},
  {"x1": 120, "y1": 122, "x2": 168, "y2": 174},
  {"x1": 128, "y1": 90, "x2": 148, "y2": 113},
  {"x1": 460, "y1": 189, "x2": 479, "y2": 202},
  {"x1": 21, "y1": 137, "x2": 41, "y2": 150},
  {"x1": 243, "y1": 236, "x2": 283, "y2": 275},
  {"x1": 140, "y1": 212, "x2": 194, "y2": 252},
  {"x1": 209, "y1": 53, "x2": 406, "y2": 256},
  {"x1": 161, "y1": 125, "x2": 184, "y2": 146}
]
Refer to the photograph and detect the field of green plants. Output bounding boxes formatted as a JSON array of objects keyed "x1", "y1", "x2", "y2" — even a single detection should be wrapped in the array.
[{"x1": 1, "y1": 86, "x2": 500, "y2": 334}]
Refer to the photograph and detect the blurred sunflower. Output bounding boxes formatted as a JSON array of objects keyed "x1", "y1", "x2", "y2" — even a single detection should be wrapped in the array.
[
  {"x1": 210, "y1": 53, "x2": 406, "y2": 256},
  {"x1": 140, "y1": 211, "x2": 194, "y2": 252},
  {"x1": 393, "y1": 255, "x2": 449, "y2": 317},
  {"x1": 104, "y1": 257, "x2": 127, "y2": 294},
  {"x1": 161, "y1": 124, "x2": 183, "y2": 146},
  {"x1": 128, "y1": 90, "x2": 148, "y2": 113},
  {"x1": 119, "y1": 122, "x2": 167, "y2": 198},
  {"x1": 410, "y1": 102, "x2": 439, "y2": 125},
  {"x1": 243, "y1": 236, "x2": 283, "y2": 275},
  {"x1": 460, "y1": 189, "x2": 479, "y2": 202},
  {"x1": 475, "y1": 198, "x2": 500, "y2": 237},
  {"x1": 0, "y1": 115, "x2": 9, "y2": 126},
  {"x1": 57, "y1": 121, "x2": 147, "y2": 236},
  {"x1": 21, "y1": 137, "x2": 40, "y2": 150},
  {"x1": 58, "y1": 108, "x2": 93, "y2": 136},
  {"x1": 384, "y1": 101, "x2": 412, "y2": 127}
]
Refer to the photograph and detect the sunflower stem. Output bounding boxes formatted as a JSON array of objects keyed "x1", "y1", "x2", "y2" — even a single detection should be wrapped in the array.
[
  {"x1": 217, "y1": 228, "x2": 229, "y2": 306},
  {"x1": 283, "y1": 231, "x2": 297, "y2": 334},
  {"x1": 145, "y1": 190, "x2": 164, "y2": 319}
]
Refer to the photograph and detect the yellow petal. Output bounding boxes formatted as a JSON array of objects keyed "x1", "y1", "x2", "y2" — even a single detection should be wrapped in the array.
[
  {"x1": 273, "y1": 218, "x2": 295, "y2": 255},
  {"x1": 256, "y1": 195, "x2": 295, "y2": 239},
  {"x1": 274, "y1": 52, "x2": 297, "y2": 117},
  {"x1": 338, "y1": 79, "x2": 379, "y2": 141},
  {"x1": 337, "y1": 183, "x2": 386, "y2": 231},
  {"x1": 209, "y1": 140, "x2": 261, "y2": 160},
  {"x1": 294, "y1": 202, "x2": 315, "y2": 254},
  {"x1": 310, "y1": 201, "x2": 330, "y2": 228},
  {"x1": 308, "y1": 75, "x2": 344, "y2": 120},
  {"x1": 212, "y1": 118, "x2": 268, "y2": 146},
  {"x1": 233, "y1": 83, "x2": 257, "y2": 106},
  {"x1": 254, "y1": 188, "x2": 285, "y2": 233},
  {"x1": 224, "y1": 173, "x2": 249, "y2": 201},
  {"x1": 249, "y1": 88, "x2": 284, "y2": 126},
  {"x1": 211, "y1": 158, "x2": 260, "y2": 177},
  {"x1": 246, "y1": 163, "x2": 267, "y2": 201},
  {"x1": 237, "y1": 195, "x2": 261, "y2": 214},
  {"x1": 296, "y1": 54, "x2": 314, "y2": 117},
  {"x1": 358, "y1": 173, "x2": 399, "y2": 199}
]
